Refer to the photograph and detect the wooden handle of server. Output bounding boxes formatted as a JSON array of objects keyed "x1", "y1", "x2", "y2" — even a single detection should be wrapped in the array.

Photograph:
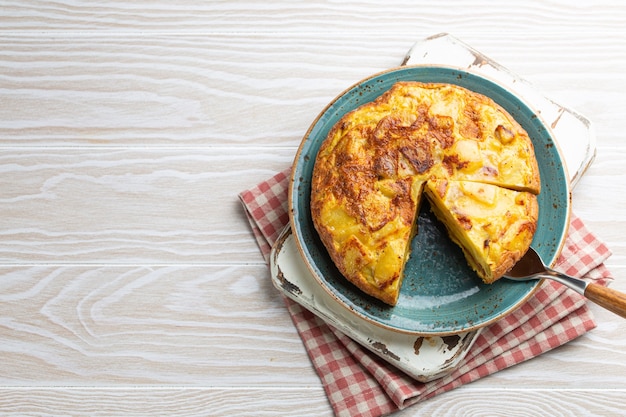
[{"x1": 584, "y1": 283, "x2": 626, "y2": 319}]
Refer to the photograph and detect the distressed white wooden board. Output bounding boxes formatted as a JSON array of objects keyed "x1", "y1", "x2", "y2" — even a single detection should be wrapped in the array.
[
  {"x1": 0, "y1": 264, "x2": 320, "y2": 386},
  {"x1": 0, "y1": 388, "x2": 333, "y2": 417},
  {"x1": 2, "y1": 1, "x2": 626, "y2": 34},
  {"x1": 0, "y1": 388, "x2": 624, "y2": 417},
  {"x1": 0, "y1": 32, "x2": 625, "y2": 151},
  {"x1": 0, "y1": 34, "x2": 397, "y2": 147},
  {"x1": 0, "y1": 269, "x2": 623, "y2": 415},
  {"x1": 0, "y1": 1, "x2": 625, "y2": 416},
  {"x1": 0, "y1": 147, "x2": 292, "y2": 264}
]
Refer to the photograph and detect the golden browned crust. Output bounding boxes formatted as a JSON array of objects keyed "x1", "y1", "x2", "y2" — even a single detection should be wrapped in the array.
[{"x1": 311, "y1": 81, "x2": 541, "y2": 305}]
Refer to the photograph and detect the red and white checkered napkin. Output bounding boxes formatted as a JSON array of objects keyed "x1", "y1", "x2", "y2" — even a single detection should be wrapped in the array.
[{"x1": 239, "y1": 168, "x2": 613, "y2": 417}]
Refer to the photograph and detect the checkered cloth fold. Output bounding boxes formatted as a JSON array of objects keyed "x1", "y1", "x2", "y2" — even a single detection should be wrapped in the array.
[{"x1": 239, "y1": 168, "x2": 613, "y2": 417}]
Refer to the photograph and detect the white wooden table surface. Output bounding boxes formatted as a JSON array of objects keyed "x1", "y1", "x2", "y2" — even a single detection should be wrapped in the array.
[{"x1": 1, "y1": 2, "x2": 625, "y2": 416}]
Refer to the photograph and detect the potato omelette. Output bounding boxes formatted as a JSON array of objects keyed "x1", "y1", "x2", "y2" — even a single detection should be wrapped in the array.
[{"x1": 310, "y1": 81, "x2": 540, "y2": 306}]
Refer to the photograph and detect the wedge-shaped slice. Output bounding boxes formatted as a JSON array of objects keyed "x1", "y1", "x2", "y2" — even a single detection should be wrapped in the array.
[
  {"x1": 424, "y1": 180, "x2": 539, "y2": 283},
  {"x1": 426, "y1": 86, "x2": 541, "y2": 194},
  {"x1": 311, "y1": 176, "x2": 424, "y2": 306},
  {"x1": 439, "y1": 133, "x2": 541, "y2": 194}
]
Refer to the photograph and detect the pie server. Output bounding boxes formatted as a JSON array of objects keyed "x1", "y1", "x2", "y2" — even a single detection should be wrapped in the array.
[{"x1": 504, "y1": 247, "x2": 626, "y2": 318}]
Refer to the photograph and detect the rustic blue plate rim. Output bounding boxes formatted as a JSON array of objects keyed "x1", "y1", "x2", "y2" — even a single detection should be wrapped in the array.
[{"x1": 288, "y1": 65, "x2": 571, "y2": 335}]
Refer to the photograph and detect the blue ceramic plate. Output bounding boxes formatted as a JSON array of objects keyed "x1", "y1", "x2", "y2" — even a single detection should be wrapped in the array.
[{"x1": 289, "y1": 65, "x2": 571, "y2": 335}]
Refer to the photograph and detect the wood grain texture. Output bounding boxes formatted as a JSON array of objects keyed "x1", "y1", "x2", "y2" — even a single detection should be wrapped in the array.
[
  {"x1": 2, "y1": 0, "x2": 625, "y2": 35},
  {"x1": 0, "y1": 33, "x2": 625, "y2": 149},
  {"x1": 584, "y1": 283, "x2": 626, "y2": 318},
  {"x1": 0, "y1": 34, "x2": 402, "y2": 147},
  {"x1": 0, "y1": 388, "x2": 333, "y2": 417},
  {"x1": 1, "y1": 1, "x2": 626, "y2": 416},
  {"x1": 0, "y1": 388, "x2": 625, "y2": 417},
  {"x1": 0, "y1": 148, "x2": 292, "y2": 263},
  {"x1": 0, "y1": 265, "x2": 320, "y2": 386}
]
